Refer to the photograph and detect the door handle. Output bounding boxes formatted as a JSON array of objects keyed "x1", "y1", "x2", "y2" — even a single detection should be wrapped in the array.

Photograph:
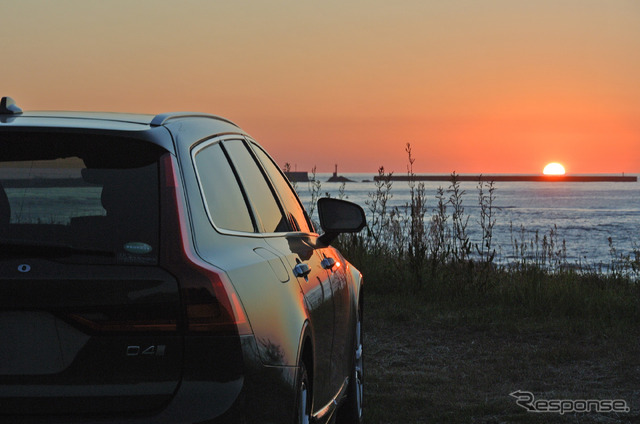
[
  {"x1": 321, "y1": 257, "x2": 336, "y2": 270},
  {"x1": 293, "y1": 263, "x2": 311, "y2": 279}
]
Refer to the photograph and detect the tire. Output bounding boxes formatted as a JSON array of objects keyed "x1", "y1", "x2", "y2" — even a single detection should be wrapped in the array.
[
  {"x1": 295, "y1": 361, "x2": 312, "y2": 424},
  {"x1": 337, "y1": 306, "x2": 364, "y2": 423}
]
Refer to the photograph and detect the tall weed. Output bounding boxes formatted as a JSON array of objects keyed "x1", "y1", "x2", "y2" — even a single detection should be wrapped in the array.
[
  {"x1": 404, "y1": 143, "x2": 428, "y2": 289},
  {"x1": 306, "y1": 166, "x2": 322, "y2": 222},
  {"x1": 299, "y1": 147, "x2": 639, "y2": 322}
]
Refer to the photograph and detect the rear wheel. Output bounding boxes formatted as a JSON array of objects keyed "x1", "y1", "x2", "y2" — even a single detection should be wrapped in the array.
[
  {"x1": 295, "y1": 362, "x2": 312, "y2": 424},
  {"x1": 337, "y1": 307, "x2": 363, "y2": 423}
]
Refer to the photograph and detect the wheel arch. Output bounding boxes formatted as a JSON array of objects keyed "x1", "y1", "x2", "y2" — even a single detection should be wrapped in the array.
[{"x1": 296, "y1": 320, "x2": 314, "y2": 388}]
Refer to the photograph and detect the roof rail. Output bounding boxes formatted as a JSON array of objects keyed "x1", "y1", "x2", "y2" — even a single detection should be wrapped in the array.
[
  {"x1": 0, "y1": 97, "x2": 23, "y2": 115},
  {"x1": 150, "y1": 112, "x2": 238, "y2": 128}
]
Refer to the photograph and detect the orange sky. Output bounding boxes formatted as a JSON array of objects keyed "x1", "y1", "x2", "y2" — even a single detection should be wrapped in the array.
[{"x1": 2, "y1": 0, "x2": 639, "y2": 174}]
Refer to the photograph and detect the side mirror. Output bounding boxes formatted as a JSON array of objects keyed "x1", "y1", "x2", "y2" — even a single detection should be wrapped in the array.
[{"x1": 317, "y1": 198, "x2": 366, "y2": 246}]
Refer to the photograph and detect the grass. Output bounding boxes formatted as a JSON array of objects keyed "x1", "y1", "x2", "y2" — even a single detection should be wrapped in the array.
[{"x1": 363, "y1": 291, "x2": 640, "y2": 423}]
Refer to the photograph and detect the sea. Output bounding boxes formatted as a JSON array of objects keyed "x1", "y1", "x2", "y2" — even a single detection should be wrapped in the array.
[{"x1": 295, "y1": 173, "x2": 640, "y2": 270}]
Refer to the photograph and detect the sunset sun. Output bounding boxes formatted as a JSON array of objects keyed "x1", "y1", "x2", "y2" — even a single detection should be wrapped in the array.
[{"x1": 543, "y1": 163, "x2": 566, "y2": 175}]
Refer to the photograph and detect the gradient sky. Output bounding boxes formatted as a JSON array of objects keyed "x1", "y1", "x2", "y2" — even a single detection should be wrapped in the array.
[{"x1": 2, "y1": 0, "x2": 639, "y2": 174}]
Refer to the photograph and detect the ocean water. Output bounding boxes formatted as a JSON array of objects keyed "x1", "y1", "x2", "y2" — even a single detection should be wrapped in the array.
[{"x1": 296, "y1": 173, "x2": 640, "y2": 269}]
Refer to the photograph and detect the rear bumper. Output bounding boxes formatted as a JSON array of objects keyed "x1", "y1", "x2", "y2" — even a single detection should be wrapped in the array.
[
  {"x1": 155, "y1": 334, "x2": 298, "y2": 424},
  {"x1": 0, "y1": 335, "x2": 298, "y2": 424}
]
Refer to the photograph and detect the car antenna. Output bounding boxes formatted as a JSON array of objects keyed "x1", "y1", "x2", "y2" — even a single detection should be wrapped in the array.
[{"x1": 0, "y1": 97, "x2": 23, "y2": 115}]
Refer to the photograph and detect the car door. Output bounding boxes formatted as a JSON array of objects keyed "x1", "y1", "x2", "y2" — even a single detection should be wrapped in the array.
[
  {"x1": 223, "y1": 139, "x2": 340, "y2": 405},
  {"x1": 247, "y1": 141, "x2": 351, "y2": 405},
  {"x1": 321, "y1": 246, "x2": 353, "y2": 388}
]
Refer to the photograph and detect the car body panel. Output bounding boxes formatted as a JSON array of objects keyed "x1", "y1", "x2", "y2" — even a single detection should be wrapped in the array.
[
  {"x1": 170, "y1": 126, "x2": 310, "y2": 367},
  {"x1": 264, "y1": 234, "x2": 337, "y2": 406}
]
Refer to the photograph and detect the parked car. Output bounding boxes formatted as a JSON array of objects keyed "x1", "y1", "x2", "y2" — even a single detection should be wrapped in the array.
[{"x1": 0, "y1": 97, "x2": 365, "y2": 423}]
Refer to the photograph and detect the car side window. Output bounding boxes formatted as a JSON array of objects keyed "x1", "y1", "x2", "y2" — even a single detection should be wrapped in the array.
[
  {"x1": 222, "y1": 139, "x2": 290, "y2": 233},
  {"x1": 193, "y1": 142, "x2": 255, "y2": 233},
  {"x1": 250, "y1": 143, "x2": 313, "y2": 233}
]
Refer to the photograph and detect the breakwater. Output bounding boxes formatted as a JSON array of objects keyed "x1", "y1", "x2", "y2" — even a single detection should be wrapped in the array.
[{"x1": 374, "y1": 175, "x2": 637, "y2": 183}]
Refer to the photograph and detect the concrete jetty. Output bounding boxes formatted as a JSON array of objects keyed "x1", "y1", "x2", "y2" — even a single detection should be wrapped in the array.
[{"x1": 374, "y1": 175, "x2": 637, "y2": 183}]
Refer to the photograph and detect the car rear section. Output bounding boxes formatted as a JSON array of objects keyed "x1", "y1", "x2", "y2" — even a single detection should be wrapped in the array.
[
  {"x1": 0, "y1": 122, "x2": 255, "y2": 422},
  {"x1": 0, "y1": 129, "x2": 185, "y2": 417}
]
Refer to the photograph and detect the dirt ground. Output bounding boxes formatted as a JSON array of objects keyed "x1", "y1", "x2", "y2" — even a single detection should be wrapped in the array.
[{"x1": 363, "y1": 295, "x2": 640, "y2": 423}]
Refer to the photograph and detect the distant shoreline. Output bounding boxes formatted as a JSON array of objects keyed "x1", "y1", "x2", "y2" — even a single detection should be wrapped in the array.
[{"x1": 373, "y1": 174, "x2": 637, "y2": 183}]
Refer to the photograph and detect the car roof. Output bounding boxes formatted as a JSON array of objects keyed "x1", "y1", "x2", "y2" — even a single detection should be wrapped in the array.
[
  {"x1": 0, "y1": 97, "x2": 244, "y2": 152},
  {"x1": 1, "y1": 111, "x2": 158, "y2": 131},
  {"x1": 1, "y1": 111, "x2": 240, "y2": 130}
]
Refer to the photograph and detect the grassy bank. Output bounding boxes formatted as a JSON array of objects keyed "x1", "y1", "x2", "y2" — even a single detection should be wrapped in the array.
[
  {"x1": 340, "y1": 240, "x2": 640, "y2": 330},
  {"x1": 353, "y1": 254, "x2": 640, "y2": 422}
]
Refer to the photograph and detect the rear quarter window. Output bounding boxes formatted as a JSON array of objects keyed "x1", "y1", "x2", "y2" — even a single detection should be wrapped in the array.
[{"x1": 192, "y1": 142, "x2": 255, "y2": 233}]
